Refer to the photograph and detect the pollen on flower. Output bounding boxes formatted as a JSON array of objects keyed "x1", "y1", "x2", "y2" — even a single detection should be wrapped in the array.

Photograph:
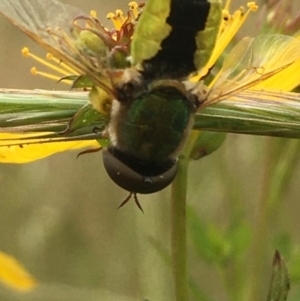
[
  {"x1": 107, "y1": 12, "x2": 123, "y2": 30},
  {"x1": 90, "y1": 10, "x2": 97, "y2": 18},
  {"x1": 107, "y1": 2, "x2": 141, "y2": 31},
  {"x1": 116, "y1": 9, "x2": 126, "y2": 23},
  {"x1": 193, "y1": 1, "x2": 258, "y2": 83},
  {"x1": 128, "y1": 1, "x2": 139, "y2": 19},
  {"x1": 21, "y1": 47, "x2": 30, "y2": 58},
  {"x1": 30, "y1": 67, "x2": 37, "y2": 75},
  {"x1": 106, "y1": 2, "x2": 142, "y2": 37},
  {"x1": 222, "y1": 10, "x2": 231, "y2": 23},
  {"x1": 247, "y1": 2, "x2": 258, "y2": 12}
]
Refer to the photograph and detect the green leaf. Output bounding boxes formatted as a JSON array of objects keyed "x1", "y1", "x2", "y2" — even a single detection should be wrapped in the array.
[
  {"x1": 225, "y1": 220, "x2": 252, "y2": 259},
  {"x1": 289, "y1": 250, "x2": 300, "y2": 283},
  {"x1": 2, "y1": 88, "x2": 300, "y2": 141},
  {"x1": 59, "y1": 75, "x2": 93, "y2": 89},
  {"x1": 189, "y1": 131, "x2": 226, "y2": 160},
  {"x1": 195, "y1": 90, "x2": 300, "y2": 138},
  {"x1": 64, "y1": 104, "x2": 105, "y2": 133},
  {"x1": 188, "y1": 207, "x2": 230, "y2": 265},
  {"x1": 266, "y1": 250, "x2": 290, "y2": 301},
  {"x1": 0, "y1": 89, "x2": 106, "y2": 143}
]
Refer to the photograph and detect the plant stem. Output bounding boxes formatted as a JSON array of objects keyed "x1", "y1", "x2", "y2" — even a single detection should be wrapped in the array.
[
  {"x1": 171, "y1": 157, "x2": 189, "y2": 301},
  {"x1": 171, "y1": 130, "x2": 200, "y2": 301},
  {"x1": 247, "y1": 138, "x2": 274, "y2": 301}
]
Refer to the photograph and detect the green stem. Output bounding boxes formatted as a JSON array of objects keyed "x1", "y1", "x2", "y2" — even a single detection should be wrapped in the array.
[
  {"x1": 247, "y1": 138, "x2": 274, "y2": 301},
  {"x1": 171, "y1": 156, "x2": 189, "y2": 301},
  {"x1": 171, "y1": 130, "x2": 199, "y2": 301}
]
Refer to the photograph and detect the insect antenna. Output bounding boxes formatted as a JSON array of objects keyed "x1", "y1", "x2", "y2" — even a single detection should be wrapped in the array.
[{"x1": 118, "y1": 192, "x2": 144, "y2": 213}]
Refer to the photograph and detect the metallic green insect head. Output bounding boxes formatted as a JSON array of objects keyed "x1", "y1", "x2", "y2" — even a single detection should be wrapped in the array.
[{"x1": 103, "y1": 0, "x2": 222, "y2": 195}]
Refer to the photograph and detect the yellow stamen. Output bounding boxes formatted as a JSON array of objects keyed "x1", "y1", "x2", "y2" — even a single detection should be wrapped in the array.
[
  {"x1": 115, "y1": 9, "x2": 126, "y2": 24},
  {"x1": 22, "y1": 47, "x2": 72, "y2": 76},
  {"x1": 128, "y1": 2, "x2": 139, "y2": 19},
  {"x1": 192, "y1": 2, "x2": 258, "y2": 82},
  {"x1": 247, "y1": 2, "x2": 258, "y2": 12},
  {"x1": 106, "y1": 12, "x2": 122, "y2": 30},
  {"x1": 90, "y1": 10, "x2": 97, "y2": 18},
  {"x1": 22, "y1": 47, "x2": 79, "y2": 84},
  {"x1": 222, "y1": 10, "x2": 231, "y2": 24},
  {"x1": 46, "y1": 53, "x2": 78, "y2": 74},
  {"x1": 30, "y1": 67, "x2": 71, "y2": 84},
  {"x1": 224, "y1": 0, "x2": 232, "y2": 11}
]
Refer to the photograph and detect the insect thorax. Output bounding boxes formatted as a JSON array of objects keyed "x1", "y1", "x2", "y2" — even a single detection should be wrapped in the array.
[{"x1": 109, "y1": 78, "x2": 196, "y2": 163}]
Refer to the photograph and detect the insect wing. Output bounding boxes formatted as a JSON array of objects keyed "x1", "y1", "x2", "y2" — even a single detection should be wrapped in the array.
[
  {"x1": 0, "y1": 0, "x2": 82, "y2": 67},
  {"x1": 0, "y1": 0, "x2": 112, "y2": 92},
  {"x1": 254, "y1": 40, "x2": 300, "y2": 92},
  {"x1": 205, "y1": 34, "x2": 300, "y2": 106}
]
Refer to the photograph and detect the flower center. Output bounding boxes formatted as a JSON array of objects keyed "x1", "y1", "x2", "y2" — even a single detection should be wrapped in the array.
[{"x1": 21, "y1": 2, "x2": 143, "y2": 85}]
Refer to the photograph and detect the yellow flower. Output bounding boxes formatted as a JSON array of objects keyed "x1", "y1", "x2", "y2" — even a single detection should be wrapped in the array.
[
  {"x1": 0, "y1": 251, "x2": 37, "y2": 291},
  {"x1": 0, "y1": 1, "x2": 143, "y2": 163},
  {"x1": 193, "y1": 1, "x2": 258, "y2": 81},
  {"x1": 197, "y1": 1, "x2": 300, "y2": 105},
  {"x1": 0, "y1": 0, "x2": 299, "y2": 165}
]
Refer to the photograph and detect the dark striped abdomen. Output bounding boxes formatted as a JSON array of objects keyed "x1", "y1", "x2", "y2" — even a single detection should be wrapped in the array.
[{"x1": 142, "y1": 0, "x2": 211, "y2": 80}]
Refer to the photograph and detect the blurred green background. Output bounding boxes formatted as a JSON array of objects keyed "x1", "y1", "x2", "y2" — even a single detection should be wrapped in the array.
[{"x1": 0, "y1": 0, "x2": 300, "y2": 301}]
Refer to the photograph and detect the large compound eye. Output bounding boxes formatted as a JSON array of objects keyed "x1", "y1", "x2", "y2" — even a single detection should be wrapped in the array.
[{"x1": 102, "y1": 148, "x2": 178, "y2": 194}]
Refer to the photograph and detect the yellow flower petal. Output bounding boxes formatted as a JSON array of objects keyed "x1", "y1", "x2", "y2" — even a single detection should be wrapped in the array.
[
  {"x1": 0, "y1": 133, "x2": 100, "y2": 163},
  {"x1": 204, "y1": 34, "x2": 300, "y2": 106},
  {"x1": 0, "y1": 251, "x2": 37, "y2": 291},
  {"x1": 255, "y1": 58, "x2": 300, "y2": 91},
  {"x1": 254, "y1": 35, "x2": 300, "y2": 91}
]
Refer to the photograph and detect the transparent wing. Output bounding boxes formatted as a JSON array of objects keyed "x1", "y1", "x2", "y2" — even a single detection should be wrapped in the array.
[
  {"x1": 0, "y1": 0, "x2": 114, "y2": 93},
  {"x1": 0, "y1": 1, "x2": 120, "y2": 163},
  {"x1": 0, "y1": 0, "x2": 83, "y2": 57},
  {"x1": 203, "y1": 34, "x2": 300, "y2": 106}
]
